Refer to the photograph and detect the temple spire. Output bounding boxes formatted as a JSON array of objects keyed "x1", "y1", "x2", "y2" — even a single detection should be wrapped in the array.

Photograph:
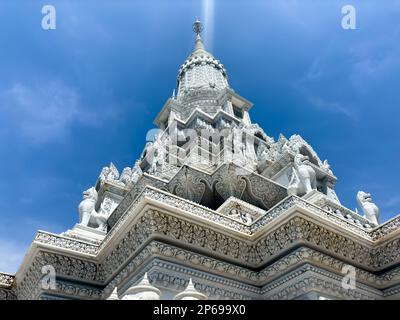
[{"x1": 192, "y1": 18, "x2": 205, "y2": 53}]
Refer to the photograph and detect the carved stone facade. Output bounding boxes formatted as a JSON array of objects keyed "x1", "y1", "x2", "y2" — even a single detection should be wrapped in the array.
[{"x1": 1, "y1": 20, "x2": 399, "y2": 300}]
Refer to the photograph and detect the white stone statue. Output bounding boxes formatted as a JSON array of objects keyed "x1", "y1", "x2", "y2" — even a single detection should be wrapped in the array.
[
  {"x1": 356, "y1": 191, "x2": 380, "y2": 225},
  {"x1": 121, "y1": 273, "x2": 161, "y2": 300},
  {"x1": 78, "y1": 187, "x2": 107, "y2": 231},
  {"x1": 173, "y1": 278, "x2": 207, "y2": 300},
  {"x1": 287, "y1": 153, "x2": 317, "y2": 196}
]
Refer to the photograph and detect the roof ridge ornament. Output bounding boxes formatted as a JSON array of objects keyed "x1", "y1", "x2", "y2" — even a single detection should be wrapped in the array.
[
  {"x1": 192, "y1": 18, "x2": 205, "y2": 53},
  {"x1": 193, "y1": 18, "x2": 203, "y2": 35}
]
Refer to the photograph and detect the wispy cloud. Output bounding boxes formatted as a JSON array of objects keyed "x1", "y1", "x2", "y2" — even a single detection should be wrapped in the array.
[
  {"x1": 0, "y1": 81, "x2": 80, "y2": 144},
  {"x1": 307, "y1": 96, "x2": 356, "y2": 119},
  {"x1": 0, "y1": 80, "x2": 116, "y2": 145}
]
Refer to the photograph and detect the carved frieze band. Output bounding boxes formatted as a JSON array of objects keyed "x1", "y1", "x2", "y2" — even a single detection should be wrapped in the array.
[
  {"x1": 0, "y1": 288, "x2": 16, "y2": 300},
  {"x1": 13, "y1": 236, "x2": 400, "y2": 300},
  {"x1": 33, "y1": 198, "x2": 400, "y2": 281}
]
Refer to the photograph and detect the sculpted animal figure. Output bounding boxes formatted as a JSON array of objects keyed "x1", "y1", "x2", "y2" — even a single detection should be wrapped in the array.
[
  {"x1": 356, "y1": 191, "x2": 380, "y2": 225},
  {"x1": 287, "y1": 153, "x2": 316, "y2": 196},
  {"x1": 78, "y1": 187, "x2": 107, "y2": 231}
]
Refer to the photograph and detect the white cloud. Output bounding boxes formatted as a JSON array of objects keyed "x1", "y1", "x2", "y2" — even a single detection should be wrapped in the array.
[
  {"x1": 0, "y1": 80, "x2": 114, "y2": 145},
  {"x1": 308, "y1": 96, "x2": 356, "y2": 119},
  {"x1": 0, "y1": 81, "x2": 82, "y2": 144}
]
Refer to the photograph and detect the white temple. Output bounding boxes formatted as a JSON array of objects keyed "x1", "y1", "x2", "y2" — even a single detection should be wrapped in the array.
[{"x1": 1, "y1": 20, "x2": 400, "y2": 300}]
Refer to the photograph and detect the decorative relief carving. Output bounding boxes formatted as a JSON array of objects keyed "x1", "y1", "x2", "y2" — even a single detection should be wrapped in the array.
[
  {"x1": 264, "y1": 272, "x2": 376, "y2": 300},
  {"x1": 0, "y1": 273, "x2": 14, "y2": 287},
  {"x1": 30, "y1": 185, "x2": 400, "y2": 274},
  {"x1": 214, "y1": 164, "x2": 247, "y2": 201},
  {"x1": 13, "y1": 186, "x2": 400, "y2": 300},
  {"x1": 245, "y1": 174, "x2": 287, "y2": 210},
  {"x1": 99, "y1": 196, "x2": 119, "y2": 217},
  {"x1": 169, "y1": 167, "x2": 208, "y2": 203},
  {"x1": 7, "y1": 19, "x2": 400, "y2": 301},
  {"x1": 0, "y1": 288, "x2": 16, "y2": 300},
  {"x1": 35, "y1": 231, "x2": 99, "y2": 255},
  {"x1": 40, "y1": 281, "x2": 103, "y2": 300}
]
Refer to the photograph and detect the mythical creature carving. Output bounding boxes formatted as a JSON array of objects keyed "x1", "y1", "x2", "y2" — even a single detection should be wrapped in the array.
[
  {"x1": 356, "y1": 191, "x2": 380, "y2": 225},
  {"x1": 78, "y1": 187, "x2": 107, "y2": 231},
  {"x1": 321, "y1": 159, "x2": 333, "y2": 174},
  {"x1": 98, "y1": 162, "x2": 120, "y2": 187},
  {"x1": 287, "y1": 154, "x2": 316, "y2": 196}
]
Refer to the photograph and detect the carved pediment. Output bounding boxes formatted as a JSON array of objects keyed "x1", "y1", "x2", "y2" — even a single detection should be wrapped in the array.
[{"x1": 166, "y1": 163, "x2": 287, "y2": 211}]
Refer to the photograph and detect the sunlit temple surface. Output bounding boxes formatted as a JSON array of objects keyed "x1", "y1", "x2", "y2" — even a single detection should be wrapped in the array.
[{"x1": 1, "y1": 20, "x2": 400, "y2": 300}]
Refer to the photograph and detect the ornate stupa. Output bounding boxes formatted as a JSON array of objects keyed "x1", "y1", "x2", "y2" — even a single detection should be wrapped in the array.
[
  {"x1": 120, "y1": 273, "x2": 161, "y2": 300},
  {"x1": 174, "y1": 279, "x2": 208, "y2": 300},
  {"x1": 1, "y1": 20, "x2": 399, "y2": 300}
]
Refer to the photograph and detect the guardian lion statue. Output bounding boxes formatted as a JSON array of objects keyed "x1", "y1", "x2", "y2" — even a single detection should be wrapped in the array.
[
  {"x1": 78, "y1": 187, "x2": 107, "y2": 231},
  {"x1": 356, "y1": 191, "x2": 380, "y2": 225},
  {"x1": 287, "y1": 154, "x2": 316, "y2": 196}
]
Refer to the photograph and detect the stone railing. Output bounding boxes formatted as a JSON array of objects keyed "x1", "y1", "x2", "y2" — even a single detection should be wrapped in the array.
[
  {"x1": 315, "y1": 198, "x2": 375, "y2": 230},
  {"x1": 250, "y1": 195, "x2": 374, "y2": 239},
  {"x1": 370, "y1": 214, "x2": 400, "y2": 241},
  {"x1": 34, "y1": 231, "x2": 99, "y2": 255},
  {"x1": 34, "y1": 187, "x2": 399, "y2": 256}
]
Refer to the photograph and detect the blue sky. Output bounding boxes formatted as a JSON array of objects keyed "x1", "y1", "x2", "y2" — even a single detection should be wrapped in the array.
[{"x1": 0, "y1": 0, "x2": 400, "y2": 273}]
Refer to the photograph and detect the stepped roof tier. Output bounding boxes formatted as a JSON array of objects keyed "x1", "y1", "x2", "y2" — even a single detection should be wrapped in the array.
[{"x1": 1, "y1": 20, "x2": 399, "y2": 301}]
